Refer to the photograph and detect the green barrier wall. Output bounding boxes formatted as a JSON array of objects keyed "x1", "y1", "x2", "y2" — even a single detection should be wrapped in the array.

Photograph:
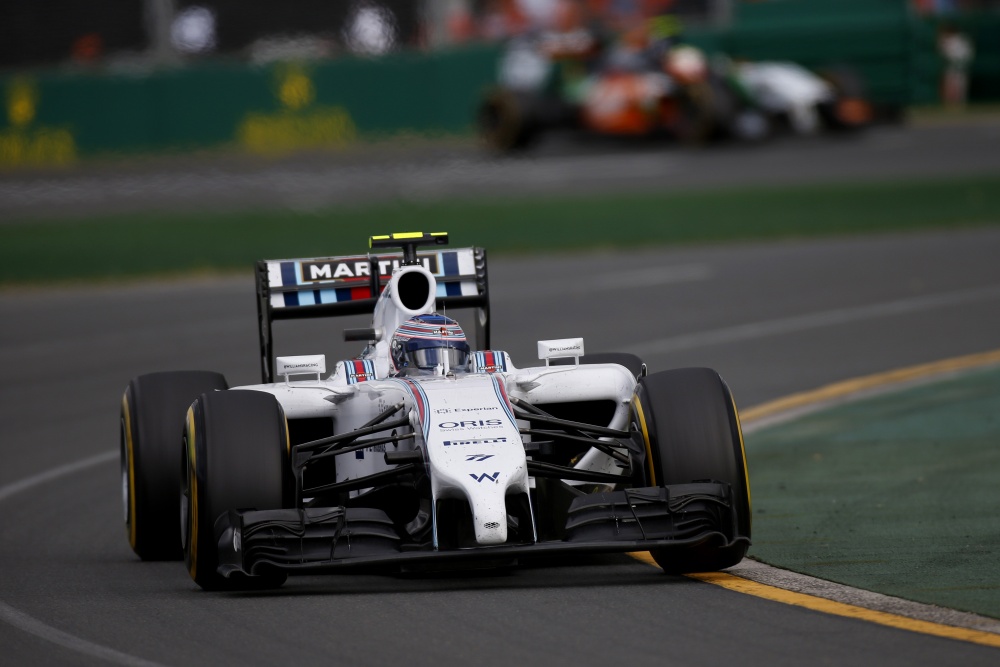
[
  {"x1": 687, "y1": 0, "x2": 916, "y2": 105},
  {"x1": 687, "y1": 1, "x2": 1000, "y2": 107},
  {"x1": 0, "y1": 45, "x2": 501, "y2": 167},
  {"x1": 2, "y1": 2, "x2": 998, "y2": 169}
]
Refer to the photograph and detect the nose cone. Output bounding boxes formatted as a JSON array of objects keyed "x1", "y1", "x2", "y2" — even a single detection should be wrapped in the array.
[
  {"x1": 434, "y1": 465, "x2": 520, "y2": 546},
  {"x1": 464, "y1": 472, "x2": 509, "y2": 545},
  {"x1": 421, "y1": 374, "x2": 530, "y2": 547}
]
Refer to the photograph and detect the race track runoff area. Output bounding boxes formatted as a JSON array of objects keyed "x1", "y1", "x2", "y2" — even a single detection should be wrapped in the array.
[{"x1": 746, "y1": 365, "x2": 1000, "y2": 619}]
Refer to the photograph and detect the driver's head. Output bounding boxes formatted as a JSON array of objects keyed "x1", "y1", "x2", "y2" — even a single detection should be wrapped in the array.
[{"x1": 390, "y1": 314, "x2": 470, "y2": 375}]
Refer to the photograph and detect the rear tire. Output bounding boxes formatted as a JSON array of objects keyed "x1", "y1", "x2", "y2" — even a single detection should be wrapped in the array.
[
  {"x1": 633, "y1": 367, "x2": 750, "y2": 573},
  {"x1": 182, "y1": 390, "x2": 289, "y2": 590},
  {"x1": 478, "y1": 89, "x2": 539, "y2": 152},
  {"x1": 818, "y1": 67, "x2": 872, "y2": 131},
  {"x1": 672, "y1": 83, "x2": 716, "y2": 145},
  {"x1": 121, "y1": 371, "x2": 228, "y2": 560}
]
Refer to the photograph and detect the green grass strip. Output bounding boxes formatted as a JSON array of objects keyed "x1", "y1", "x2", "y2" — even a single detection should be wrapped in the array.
[
  {"x1": 746, "y1": 366, "x2": 1000, "y2": 619},
  {"x1": 3, "y1": 174, "x2": 999, "y2": 285}
]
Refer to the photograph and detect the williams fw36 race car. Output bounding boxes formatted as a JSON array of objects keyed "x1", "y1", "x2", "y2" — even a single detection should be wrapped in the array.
[{"x1": 120, "y1": 233, "x2": 751, "y2": 590}]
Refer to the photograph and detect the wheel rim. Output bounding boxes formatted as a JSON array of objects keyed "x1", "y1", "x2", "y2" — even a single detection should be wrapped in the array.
[
  {"x1": 180, "y1": 436, "x2": 190, "y2": 552},
  {"x1": 120, "y1": 419, "x2": 130, "y2": 525},
  {"x1": 630, "y1": 394, "x2": 656, "y2": 487}
]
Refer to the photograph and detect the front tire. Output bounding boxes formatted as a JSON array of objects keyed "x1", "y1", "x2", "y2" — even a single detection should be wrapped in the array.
[
  {"x1": 633, "y1": 367, "x2": 750, "y2": 572},
  {"x1": 121, "y1": 371, "x2": 228, "y2": 560},
  {"x1": 182, "y1": 390, "x2": 289, "y2": 590}
]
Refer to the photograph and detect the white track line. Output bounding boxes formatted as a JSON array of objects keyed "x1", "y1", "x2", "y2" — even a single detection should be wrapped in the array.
[
  {"x1": 501, "y1": 264, "x2": 712, "y2": 300},
  {"x1": 0, "y1": 600, "x2": 166, "y2": 667},
  {"x1": 0, "y1": 450, "x2": 167, "y2": 667},
  {"x1": 626, "y1": 284, "x2": 1000, "y2": 357},
  {"x1": 0, "y1": 450, "x2": 116, "y2": 503}
]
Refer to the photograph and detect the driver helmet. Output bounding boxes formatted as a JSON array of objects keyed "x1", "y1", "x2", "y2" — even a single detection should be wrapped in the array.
[{"x1": 390, "y1": 314, "x2": 470, "y2": 375}]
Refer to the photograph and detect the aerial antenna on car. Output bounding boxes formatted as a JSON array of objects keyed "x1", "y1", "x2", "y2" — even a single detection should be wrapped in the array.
[{"x1": 369, "y1": 232, "x2": 449, "y2": 266}]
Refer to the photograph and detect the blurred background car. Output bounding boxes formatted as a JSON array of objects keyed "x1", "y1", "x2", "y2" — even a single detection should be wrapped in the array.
[
  {"x1": 477, "y1": 14, "x2": 876, "y2": 152},
  {"x1": 1, "y1": 0, "x2": 997, "y2": 167},
  {"x1": 0, "y1": 0, "x2": 998, "y2": 276}
]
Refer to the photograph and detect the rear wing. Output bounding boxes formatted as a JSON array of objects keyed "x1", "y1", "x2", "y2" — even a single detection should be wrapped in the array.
[{"x1": 255, "y1": 246, "x2": 490, "y2": 383}]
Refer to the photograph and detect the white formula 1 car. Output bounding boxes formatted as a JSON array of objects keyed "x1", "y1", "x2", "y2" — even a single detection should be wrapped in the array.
[
  {"x1": 732, "y1": 61, "x2": 873, "y2": 135},
  {"x1": 120, "y1": 233, "x2": 751, "y2": 590}
]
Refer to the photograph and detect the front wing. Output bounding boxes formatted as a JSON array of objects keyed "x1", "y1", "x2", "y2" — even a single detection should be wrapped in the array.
[{"x1": 216, "y1": 483, "x2": 749, "y2": 577}]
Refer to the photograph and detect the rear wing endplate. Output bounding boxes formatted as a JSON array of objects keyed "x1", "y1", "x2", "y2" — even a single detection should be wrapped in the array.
[{"x1": 255, "y1": 247, "x2": 490, "y2": 383}]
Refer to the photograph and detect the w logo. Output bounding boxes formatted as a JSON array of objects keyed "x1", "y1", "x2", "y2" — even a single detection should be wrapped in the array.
[{"x1": 469, "y1": 472, "x2": 500, "y2": 484}]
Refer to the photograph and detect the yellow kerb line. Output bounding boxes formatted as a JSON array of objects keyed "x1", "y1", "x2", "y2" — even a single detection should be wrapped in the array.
[
  {"x1": 633, "y1": 548, "x2": 1000, "y2": 649},
  {"x1": 632, "y1": 348, "x2": 1000, "y2": 649},
  {"x1": 687, "y1": 570, "x2": 1000, "y2": 648},
  {"x1": 740, "y1": 348, "x2": 1000, "y2": 423}
]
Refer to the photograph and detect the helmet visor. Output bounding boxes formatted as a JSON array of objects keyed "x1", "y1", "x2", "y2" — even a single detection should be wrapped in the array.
[{"x1": 409, "y1": 346, "x2": 469, "y2": 370}]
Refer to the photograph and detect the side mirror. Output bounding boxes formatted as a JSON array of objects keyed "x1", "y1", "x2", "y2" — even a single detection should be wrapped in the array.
[
  {"x1": 275, "y1": 355, "x2": 326, "y2": 383},
  {"x1": 537, "y1": 338, "x2": 584, "y2": 366}
]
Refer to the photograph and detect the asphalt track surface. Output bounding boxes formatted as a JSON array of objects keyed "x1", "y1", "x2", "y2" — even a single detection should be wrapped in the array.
[
  {"x1": 3, "y1": 227, "x2": 1000, "y2": 666},
  {"x1": 2, "y1": 119, "x2": 1000, "y2": 221}
]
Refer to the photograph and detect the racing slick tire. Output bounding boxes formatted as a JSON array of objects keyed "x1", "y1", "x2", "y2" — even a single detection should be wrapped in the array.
[
  {"x1": 817, "y1": 67, "x2": 873, "y2": 132},
  {"x1": 708, "y1": 73, "x2": 771, "y2": 143},
  {"x1": 182, "y1": 389, "x2": 289, "y2": 590},
  {"x1": 671, "y1": 83, "x2": 716, "y2": 145},
  {"x1": 121, "y1": 370, "x2": 228, "y2": 561},
  {"x1": 478, "y1": 89, "x2": 540, "y2": 152},
  {"x1": 633, "y1": 367, "x2": 751, "y2": 573}
]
